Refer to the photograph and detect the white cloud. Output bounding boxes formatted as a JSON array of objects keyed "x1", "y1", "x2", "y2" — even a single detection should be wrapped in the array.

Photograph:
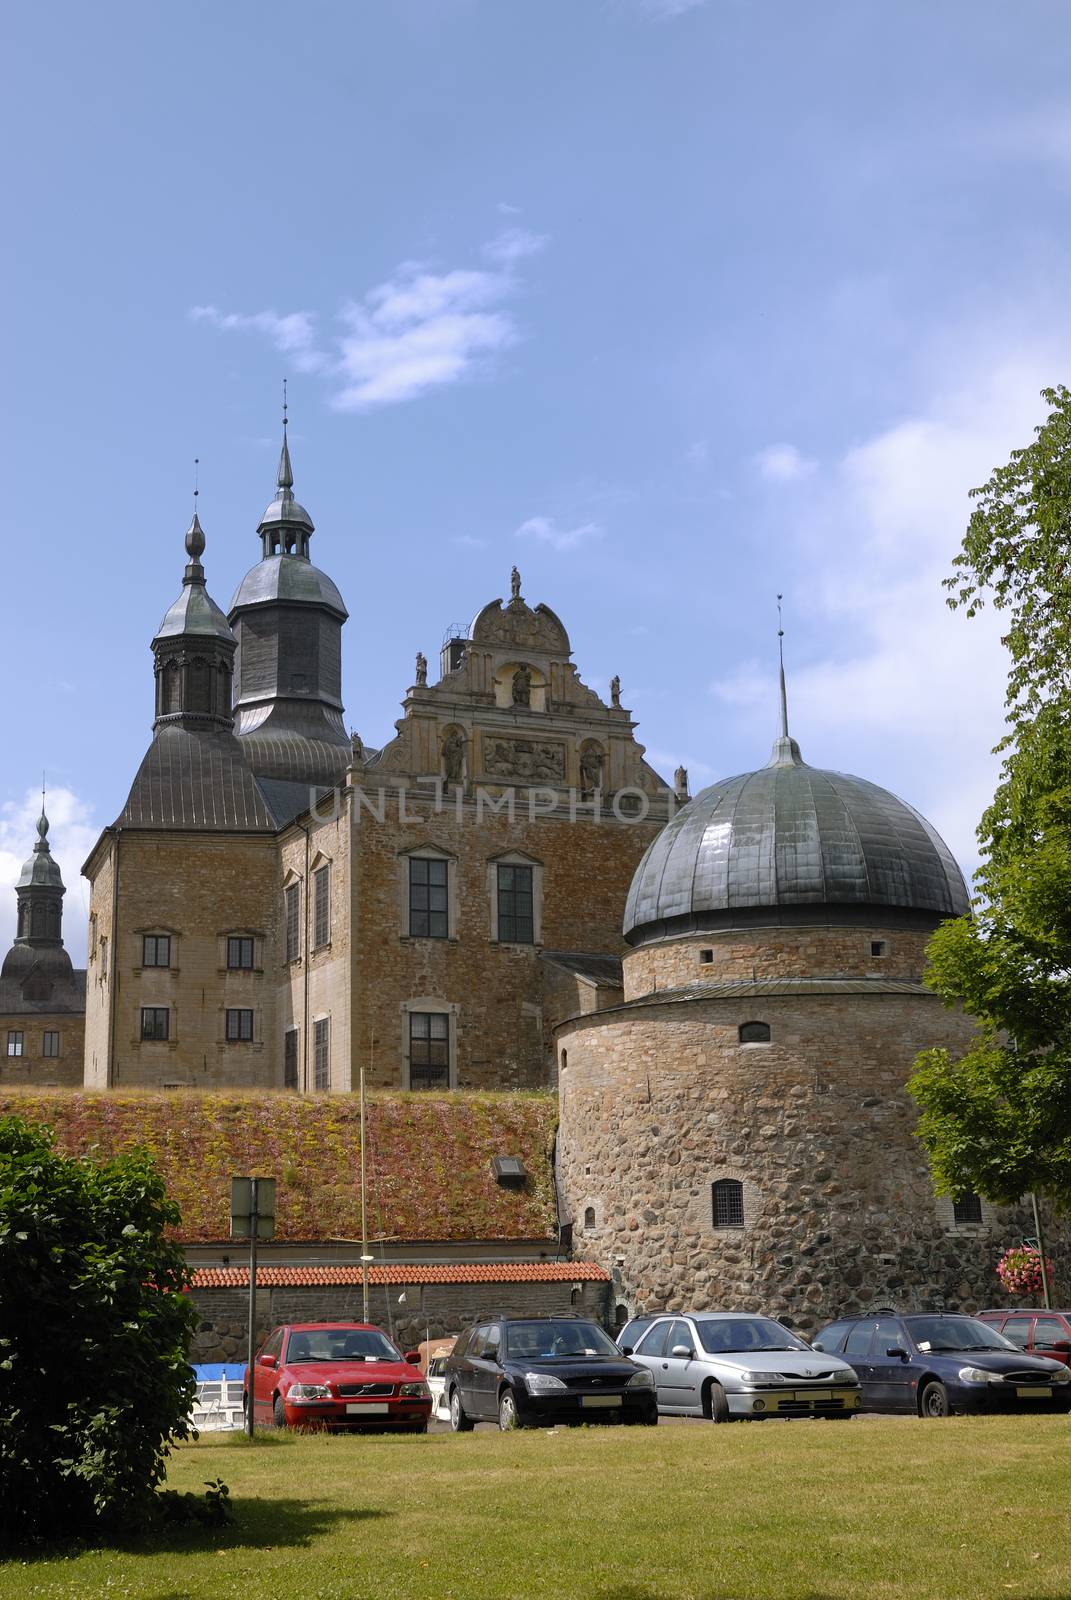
[
  {"x1": 685, "y1": 440, "x2": 709, "y2": 468},
  {"x1": 497, "y1": 201, "x2": 523, "y2": 216},
  {"x1": 754, "y1": 442, "x2": 817, "y2": 482},
  {"x1": 516, "y1": 515, "x2": 603, "y2": 552},
  {"x1": 453, "y1": 533, "x2": 487, "y2": 549},
  {"x1": 190, "y1": 228, "x2": 548, "y2": 413},
  {"x1": 711, "y1": 338, "x2": 1071, "y2": 885},
  {"x1": 635, "y1": 0, "x2": 706, "y2": 16},
  {"x1": 0, "y1": 787, "x2": 98, "y2": 965}
]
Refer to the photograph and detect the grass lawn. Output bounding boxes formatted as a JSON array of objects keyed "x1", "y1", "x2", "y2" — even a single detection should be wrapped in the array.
[{"x1": 5, "y1": 1416, "x2": 1070, "y2": 1600}]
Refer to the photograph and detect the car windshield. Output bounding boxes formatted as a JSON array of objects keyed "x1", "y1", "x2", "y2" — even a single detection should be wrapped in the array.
[
  {"x1": 504, "y1": 1320, "x2": 621, "y2": 1359},
  {"x1": 286, "y1": 1328, "x2": 403, "y2": 1363},
  {"x1": 696, "y1": 1318, "x2": 810, "y2": 1355},
  {"x1": 905, "y1": 1316, "x2": 1017, "y2": 1353}
]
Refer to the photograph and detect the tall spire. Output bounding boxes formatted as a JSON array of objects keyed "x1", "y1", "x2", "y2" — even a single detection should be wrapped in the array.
[
  {"x1": 767, "y1": 592, "x2": 803, "y2": 767},
  {"x1": 184, "y1": 457, "x2": 206, "y2": 582},
  {"x1": 277, "y1": 377, "x2": 294, "y2": 492},
  {"x1": 257, "y1": 381, "x2": 314, "y2": 558}
]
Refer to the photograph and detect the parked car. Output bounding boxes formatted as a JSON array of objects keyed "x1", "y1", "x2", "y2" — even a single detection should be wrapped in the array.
[
  {"x1": 624, "y1": 1312, "x2": 861, "y2": 1421},
  {"x1": 976, "y1": 1309, "x2": 1071, "y2": 1369},
  {"x1": 812, "y1": 1311, "x2": 1071, "y2": 1417},
  {"x1": 425, "y1": 1348, "x2": 455, "y2": 1423},
  {"x1": 616, "y1": 1313, "x2": 660, "y2": 1353},
  {"x1": 244, "y1": 1322, "x2": 432, "y2": 1431},
  {"x1": 444, "y1": 1316, "x2": 658, "y2": 1431}
]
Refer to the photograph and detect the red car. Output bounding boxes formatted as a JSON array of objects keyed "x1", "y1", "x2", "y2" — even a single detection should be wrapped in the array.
[
  {"x1": 977, "y1": 1309, "x2": 1071, "y2": 1370},
  {"x1": 244, "y1": 1322, "x2": 432, "y2": 1431}
]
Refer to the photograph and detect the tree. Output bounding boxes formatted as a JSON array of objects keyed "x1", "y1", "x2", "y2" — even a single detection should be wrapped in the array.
[
  {"x1": 0, "y1": 1116, "x2": 197, "y2": 1543},
  {"x1": 909, "y1": 386, "x2": 1071, "y2": 1216}
]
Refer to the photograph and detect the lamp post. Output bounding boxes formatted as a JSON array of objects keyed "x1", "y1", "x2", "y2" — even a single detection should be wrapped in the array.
[{"x1": 1030, "y1": 1192, "x2": 1053, "y2": 1310}]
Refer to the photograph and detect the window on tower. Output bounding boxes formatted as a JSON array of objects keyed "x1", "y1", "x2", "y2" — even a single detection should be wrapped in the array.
[
  {"x1": 285, "y1": 883, "x2": 300, "y2": 963},
  {"x1": 712, "y1": 1179, "x2": 745, "y2": 1229},
  {"x1": 497, "y1": 864, "x2": 534, "y2": 944}
]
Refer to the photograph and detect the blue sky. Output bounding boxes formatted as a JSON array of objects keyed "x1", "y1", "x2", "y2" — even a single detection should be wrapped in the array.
[{"x1": 4, "y1": 0, "x2": 1071, "y2": 959}]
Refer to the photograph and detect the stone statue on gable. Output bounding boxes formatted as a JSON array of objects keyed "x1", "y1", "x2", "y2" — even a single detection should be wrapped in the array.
[
  {"x1": 511, "y1": 565, "x2": 522, "y2": 601},
  {"x1": 442, "y1": 727, "x2": 466, "y2": 790},
  {"x1": 415, "y1": 651, "x2": 428, "y2": 687},
  {"x1": 512, "y1": 664, "x2": 532, "y2": 706}
]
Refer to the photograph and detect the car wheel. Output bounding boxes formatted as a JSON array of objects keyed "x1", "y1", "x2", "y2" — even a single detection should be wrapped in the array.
[
  {"x1": 449, "y1": 1387, "x2": 474, "y2": 1432},
  {"x1": 273, "y1": 1393, "x2": 287, "y2": 1429},
  {"x1": 707, "y1": 1380, "x2": 731, "y2": 1423},
  {"x1": 498, "y1": 1389, "x2": 522, "y2": 1431},
  {"x1": 919, "y1": 1381, "x2": 951, "y2": 1418}
]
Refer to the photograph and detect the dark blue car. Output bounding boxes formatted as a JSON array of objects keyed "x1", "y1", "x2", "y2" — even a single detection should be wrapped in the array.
[{"x1": 812, "y1": 1312, "x2": 1071, "y2": 1418}]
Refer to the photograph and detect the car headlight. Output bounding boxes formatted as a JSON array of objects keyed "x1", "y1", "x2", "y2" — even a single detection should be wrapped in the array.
[
  {"x1": 958, "y1": 1367, "x2": 1004, "y2": 1385},
  {"x1": 737, "y1": 1370, "x2": 778, "y2": 1387},
  {"x1": 523, "y1": 1371, "x2": 568, "y2": 1394},
  {"x1": 400, "y1": 1381, "x2": 431, "y2": 1398},
  {"x1": 288, "y1": 1383, "x2": 332, "y2": 1401},
  {"x1": 836, "y1": 1370, "x2": 859, "y2": 1384},
  {"x1": 1049, "y1": 1367, "x2": 1070, "y2": 1384},
  {"x1": 626, "y1": 1368, "x2": 655, "y2": 1389}
]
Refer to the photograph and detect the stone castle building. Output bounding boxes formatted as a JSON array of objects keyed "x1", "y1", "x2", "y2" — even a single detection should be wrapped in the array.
[
  {"x1": 81, "y1": 425, "x2": 673, "y2": 1092},
  {"x1": 0, "y1": 809, "x2": 85, "y2": 1087},
  {"x1": 555, "y1": 692, "x2": 1047, "y2": 1331}
]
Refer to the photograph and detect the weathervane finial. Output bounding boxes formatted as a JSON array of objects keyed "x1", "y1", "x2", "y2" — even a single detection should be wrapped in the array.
[{"x1": 777, "y1": 593, "x2": 788, "y2": 739}]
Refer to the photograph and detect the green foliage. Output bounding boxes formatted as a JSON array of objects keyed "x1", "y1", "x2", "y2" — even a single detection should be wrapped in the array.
[
  {"x1": 0, "y1": 1115, "x2": 198, "y2": 1543},
  {"x1": 909, "y1": 387, "x2": 1071, "y2": 1211}
]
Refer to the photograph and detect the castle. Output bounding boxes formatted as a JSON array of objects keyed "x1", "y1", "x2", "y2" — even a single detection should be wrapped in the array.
[{"x1": 1, "y1": 419, "x2": 1051, "y2": 1337}]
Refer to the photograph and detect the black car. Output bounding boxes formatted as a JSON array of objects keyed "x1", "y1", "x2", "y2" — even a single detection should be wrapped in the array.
[
  {"x1": 444, "y1": 1316, "x2": 658, "y2": 1431},
  {"x1": 812, "y1": 1311, "x2": 1071, "y2": 1417}
]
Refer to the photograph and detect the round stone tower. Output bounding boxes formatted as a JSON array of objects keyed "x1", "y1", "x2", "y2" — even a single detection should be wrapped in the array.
[{"x1": 556, "y1": 718, "x2": 1032, "y2": 1334}]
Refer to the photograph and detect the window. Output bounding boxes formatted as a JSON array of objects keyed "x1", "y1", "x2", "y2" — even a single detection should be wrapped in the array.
[
  {"x1": 1001, "y1": 1316, "x2": 1032, "y2": 1347},
  {"x1": 142, "y1": 934, "x2": 171, "y2": 968},
  {"x1": 409, "y1": 1011, "x2": 450, "y2": 1090},
  {"x1": 845, "y1": 1322, "x2": 875, "y2": 1357},
  {"x1": 497, "y1": 863, "x2": 534, "y2": 944},
  {"x1": 952, "y1": 1193, "x2": 983, "y2": 1225},
  {"x1": 313, "y1": 866, "x2": 330, "y2": 949},
  {"x1": 313, "y1": 1017, "x2": 330, "y2": 1091},
  {"x1": 42, "y1": 1030, "x2": 59, "y2": 1058},
  {"x1": 141, "y1": 1007, "x2": 169, "y2": 1042},
  {"x1": 99, "y1": 936, "x2": 108, "y2": 980},
  {"x1": 699, "y1": 949, "x2": 714, "y2": 964},
  {"x1": 583, "y1": 1206, "x2": 596, "y2": 1230},
  {"x1": 635, "y1": 1322, "x2": 671, "y2": 1358},
  {"x1": 284, "y1": 1028, "x2": 299, "y2": 1090},
  {"x1": 409, "y1": 857, "x2": 448, "y2": 938},
  {"x1": 870, "y1": 940, "x2": 888, "y2": 957},
  {"x1": 226, "y1": 1008, "x2": 254, "y2": 1042},
  {"x1": 1034, "y1": 1317, "x2": 1069, "y2": 1350},
  {"x1": 811, "y1": 1320, "x2": 851, "y2": 1353},
  {"x1": 874, "y1": 1317, "x2": 909, "y2": 1355},
  {"x1": 6, "y1": 1030, "x2": 23, "y2": 1058},
  {"x1": 712, "y1": 1178, "x2": 744, "y2": 1228},
  {"x1": 285, "y1": 883, "x2": 300, "y2": 963},
  {"x1": 227, "y1": 936, "x2": 254, "y2": 970},
  {"x1": 738, "y1": 1021, "x2": 771, "y2": 1044}
]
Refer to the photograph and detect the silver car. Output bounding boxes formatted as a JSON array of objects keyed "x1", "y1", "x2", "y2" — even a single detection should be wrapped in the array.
[{"x1": 624, "y1": 1312, "x2": 861, "y2": 1421}]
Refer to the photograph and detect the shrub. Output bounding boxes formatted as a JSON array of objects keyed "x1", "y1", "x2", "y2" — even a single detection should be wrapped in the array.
[{"x1": 0, "y1": 1116, "x2": 198, "y2": 1543}]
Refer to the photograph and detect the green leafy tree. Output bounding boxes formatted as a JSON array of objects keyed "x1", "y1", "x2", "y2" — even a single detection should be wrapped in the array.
[
  {"x1": 0, "y1": 1116, "x2": 197, "y2": 1543},
  {"x1": 909, "y1": 385, "x2": 1071, "y2": 1214}
]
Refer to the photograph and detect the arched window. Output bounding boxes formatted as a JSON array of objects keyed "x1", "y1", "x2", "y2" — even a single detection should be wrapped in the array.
[
  {"x1": 739, "y1": 1020, "x2": 771, "y2": 1044},
  {"x1": 583, "y1": 1205, "x2": 596, "y2": 1230},
  {"x1": 560, "y1": 1049, "x2": 568, "y2": 1071},
  {"x1": 712, "y1": 1178, "x2": 745, "y2": 1229}
]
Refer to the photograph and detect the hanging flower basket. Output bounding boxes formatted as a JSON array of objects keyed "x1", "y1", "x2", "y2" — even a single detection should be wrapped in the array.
[{"x1": 996, "y1": 1245, "x2": 1054, "y2": 1298}]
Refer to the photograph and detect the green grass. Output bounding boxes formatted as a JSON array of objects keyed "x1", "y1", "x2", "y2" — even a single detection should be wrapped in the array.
[{"x1": 5, "y1": 1417, "x2": 1071, "y2": 1600}]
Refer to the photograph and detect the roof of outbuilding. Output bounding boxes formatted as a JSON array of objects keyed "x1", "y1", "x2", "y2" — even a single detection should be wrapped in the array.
[
  {"x1": 191, "y1": 1263, "x2": 609, "y2": 1288},
  {"x1": 0, "y1": 1090, "x2": 560, "y2": 1245},
  {"x1": 540, "y1": 951, "x2": 624, "y2": 989}
]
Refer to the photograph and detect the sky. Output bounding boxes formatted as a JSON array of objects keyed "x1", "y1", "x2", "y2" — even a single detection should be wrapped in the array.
[{"x1": 3, "y1": 0, "x2": 1071, "y2": 963}]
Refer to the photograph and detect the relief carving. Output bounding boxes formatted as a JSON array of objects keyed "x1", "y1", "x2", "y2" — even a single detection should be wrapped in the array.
[{"x1": 484, "y1": 738, "x2": 566, "y2": 783}]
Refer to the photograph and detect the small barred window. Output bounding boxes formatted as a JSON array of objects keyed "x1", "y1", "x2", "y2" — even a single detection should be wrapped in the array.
[
  {"x1": 712, "y1": 1178, "x2": 745, "y2": 1229},
  {"x1": 952, "y1": 1193, "x2": 983, "y2": 1225}
]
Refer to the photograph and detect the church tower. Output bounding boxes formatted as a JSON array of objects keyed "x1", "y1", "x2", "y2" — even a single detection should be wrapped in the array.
[
  {"x1": 0, "y1": 807, "x2": 85, "y2": 1085},
  {"x1": 227, "y1": 415, "x2": 350, "y2": 786}
]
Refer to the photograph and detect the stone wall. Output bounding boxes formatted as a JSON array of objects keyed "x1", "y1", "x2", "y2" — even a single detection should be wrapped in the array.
[
  {"x1": 622, "y1": 926, "x2": 934, "y2": 999},
  {"x1": 555, "y1": 960, "x2": 1065, "y2": 1335},
  {"x1": 190, "y1": 1277, "x2": 610, "y2": 1362}
]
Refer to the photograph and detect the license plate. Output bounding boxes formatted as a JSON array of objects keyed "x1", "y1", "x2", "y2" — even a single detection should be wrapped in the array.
[
  {"x1": 794, "y1": 1389, "x2": 832, "y2": 1402},
  {"x1": 581, "y1": 1394, "x2": 622, "y2": 1408},
  {"x1": 346, "y1": 1402, "x2": 390, "y2": 1414},
  {"x1": 1015, "y1": 1386, "x2": 1052, "y2": 1398}
]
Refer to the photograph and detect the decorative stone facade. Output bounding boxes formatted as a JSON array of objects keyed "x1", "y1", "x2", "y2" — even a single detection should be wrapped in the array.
[{"x1": 556, "y1": 925, "x2": 1065, "y2": 1334}]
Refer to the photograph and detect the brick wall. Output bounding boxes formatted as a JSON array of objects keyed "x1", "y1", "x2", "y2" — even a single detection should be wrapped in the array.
[{"x1": 0, "y1": 1011, "x2": 84, "y2": 1088}]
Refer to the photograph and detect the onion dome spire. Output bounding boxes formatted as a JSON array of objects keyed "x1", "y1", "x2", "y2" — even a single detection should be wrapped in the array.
[
  {"x1": 768, "y1": 592, "x2": 803, "y2": 767},
  {"x1": 258, "y1": 381, "x2": 314, "y2": 557}
]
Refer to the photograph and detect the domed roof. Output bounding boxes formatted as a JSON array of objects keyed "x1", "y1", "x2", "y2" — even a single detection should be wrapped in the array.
[
  {"x1": 624, "y1": 734, "x2": 970, "y2": 944},
  {"x1": 154, "y1": 513, "x2": 236, "y2": 643},
  {"x1": 15, "y1": 812, "x2": 64, "y2": 892},
  {"x1": 228, "y1": 554, "x2": 347, "y2": 619}
]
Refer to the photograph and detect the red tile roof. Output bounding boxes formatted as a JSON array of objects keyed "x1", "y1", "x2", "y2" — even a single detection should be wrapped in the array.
[
  {"x1": 0, "y1": 1089, "x2": 559, "y2": 1244},
  {"x1": 191, "y1": 1262, "x2": 610, "y2": 1288}
]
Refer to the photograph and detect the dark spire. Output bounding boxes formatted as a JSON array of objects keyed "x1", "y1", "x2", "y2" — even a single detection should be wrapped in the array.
[
  {"x1": 767, "y1": 592, "x2": 803, "y2": 767},
  {"x1": 257, "y1": 384, "x2": 315, "y2": 558},
  {"x1": 152, "y1": 498, "x2": 237, "y2": 730}
]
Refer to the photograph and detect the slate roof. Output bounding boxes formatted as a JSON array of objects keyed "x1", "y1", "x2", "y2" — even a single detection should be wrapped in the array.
[
  {"x1": 117, "y1": 726, "x2": 277, "y2": 831},
  {"x1": 541, "y1": 951, "x2": 624, "y2": 989},
  {"x1": 0, "y1": 964, "x2": 86, "y2": 1015}
]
